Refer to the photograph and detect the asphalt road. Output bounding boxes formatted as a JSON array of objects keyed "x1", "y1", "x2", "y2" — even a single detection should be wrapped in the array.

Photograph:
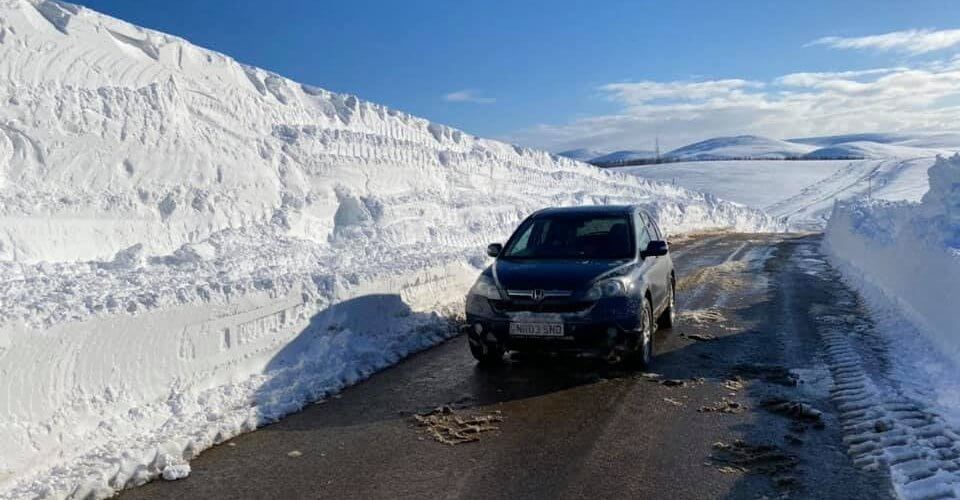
[{"x1": 121, "y1": 234, "x2": 894, "y2": 500}]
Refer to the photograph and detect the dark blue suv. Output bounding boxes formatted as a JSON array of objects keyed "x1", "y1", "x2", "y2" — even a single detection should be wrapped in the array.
[{"x1": 465, "y1": 205, "x2": 675, "y2": 367}]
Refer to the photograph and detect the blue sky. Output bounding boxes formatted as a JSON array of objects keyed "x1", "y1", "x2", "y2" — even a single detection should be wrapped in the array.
[{"x1": 75, "y1": 0, "x2": 960, "y2": 152}]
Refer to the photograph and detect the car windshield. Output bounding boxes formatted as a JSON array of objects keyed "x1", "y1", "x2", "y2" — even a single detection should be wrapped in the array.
[{"x1": 501, "y1": 213, "x2": 634, "y2": 260}]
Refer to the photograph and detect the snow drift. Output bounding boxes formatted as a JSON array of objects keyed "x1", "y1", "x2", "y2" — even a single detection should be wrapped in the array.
[
  {"x1": 0, "y1": 1, "x2": 778, "y2": 498},
  {"x1": 824, "y1": 154, "x2": 960, "y2": 427}
]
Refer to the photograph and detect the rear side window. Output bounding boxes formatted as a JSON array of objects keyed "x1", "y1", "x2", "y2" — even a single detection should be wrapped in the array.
[
  {"x1": 635, "y1": 212, "x2": 652, "y2": 251},
  {"x1": 638, "y1": 211, "x2": 663, "y2": 241},
  {"x1": 649, "y1": 217, "x2": 662, "y2": 240}
]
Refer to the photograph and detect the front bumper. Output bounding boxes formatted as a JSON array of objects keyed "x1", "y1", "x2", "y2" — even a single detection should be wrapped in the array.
[{"x1": 465, "y1": 294, "x2": 641, "y2": 354}]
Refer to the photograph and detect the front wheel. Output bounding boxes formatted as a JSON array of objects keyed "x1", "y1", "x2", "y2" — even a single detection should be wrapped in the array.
[
  {"x1": 626, "y1": 297, "x2": 655, "y2": 369},
  {"x1": 469, "y1": 338, "x2": 504, "y2": 366}
]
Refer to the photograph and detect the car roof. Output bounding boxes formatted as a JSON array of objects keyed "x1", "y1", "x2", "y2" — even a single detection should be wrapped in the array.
[{"x1": 531, "y1": 205, "x2": 638, "y2": 217}]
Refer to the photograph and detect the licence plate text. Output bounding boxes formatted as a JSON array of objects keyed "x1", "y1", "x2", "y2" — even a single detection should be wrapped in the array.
[{"x1": 509, "y1": 322, "x2": 564, "y2": 337}]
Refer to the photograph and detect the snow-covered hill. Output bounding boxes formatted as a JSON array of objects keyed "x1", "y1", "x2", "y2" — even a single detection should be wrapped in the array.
[
  {"x1": 590, "y1": 149, "x2": 656, "y2": 165},
  {"x1": 607, "y1": 131, "x2": 960, "y2": 229},
  {"x1": 803, "y1": 141, "x2": 936, "y2": 160},
  {"x1": 665, "y1": 135, "x2": 816, "y2": 160},
  {"x1": 0, "y1": 1, "x2": 778, "y2": 498},
  {"x1": 619, "y1": 157, "x2": 938, "y2": 230},
  {"x1": 562, "y1": 132, "x2": 960, "y2": 165},
  {"x1": 556, "y1": 147, "x2": 607, "y2": 162},
  {"x1": 792, "y1": 133, "x2": 960, "y2": 158}
]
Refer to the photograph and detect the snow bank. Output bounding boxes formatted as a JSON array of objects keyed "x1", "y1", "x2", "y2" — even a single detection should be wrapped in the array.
[
  {"x1": 824, "y1": 155, "x2": 960, "y2": 363},
  {"x1": 0, "y1": 1, "x2": 778, "y2": 498},
  {"x1": 824, "y1": 155, "x2": 960, "y2": 435}
]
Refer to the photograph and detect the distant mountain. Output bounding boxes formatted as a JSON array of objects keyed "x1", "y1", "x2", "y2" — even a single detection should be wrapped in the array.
[
  {"x1": 591, "y1": 150, "x2": 657, "y2": 165},
  {"x1": 562, "y1": 132, "x2": 960, "y2": 168},
  {"x1": 895, "y1": 133, "x2": 960, "y2": 149},
  {"x1": 666, "y1": 135, "x2": 815, "y2": 160},
  {"x1": 557, "y1": 148, "x2": 608, "y2": 162},
  {"x1": 802, "y1": 141, "x2": 944, "y2": 160},
  {"x1": 791, "y1": 133, "x2": 960, "y2": 151},
  {"x1": 789, "y1": 133, "x2": 910, "y2": 147}
]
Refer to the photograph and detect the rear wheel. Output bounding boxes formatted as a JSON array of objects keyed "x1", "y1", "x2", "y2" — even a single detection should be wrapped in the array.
[{"x1": 469, "y1": 338, "x2": 504, "y2": 366}]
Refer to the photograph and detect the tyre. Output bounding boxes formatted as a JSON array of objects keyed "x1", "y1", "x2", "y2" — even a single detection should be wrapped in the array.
[
  {"x1": 626, "y1": 297, "x2": 655, "y2": 369},
  {"x1": 469, "y1": 338, "x2": 504, "y2": 366},
  {"x1": 659, "y1": 279, "x2": 676, "y2": 330}
]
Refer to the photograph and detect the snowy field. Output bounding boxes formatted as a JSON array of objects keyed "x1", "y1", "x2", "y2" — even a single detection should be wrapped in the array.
[
  {"x1": 619, "y1": 156, "x2": 940, "y2": 229},
  {"x1": 615, "y1": 133, "x2": 960, "y2": 230},
  {"x1": 619, "y1": 160, "x2": 853, "y2": 214},
  {"x1": 0, "y1": 1, "x2": 777, "y2": 499}
]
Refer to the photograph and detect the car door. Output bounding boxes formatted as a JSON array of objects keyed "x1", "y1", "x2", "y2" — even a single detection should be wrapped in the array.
[
  {"x1": 648, "y1": 216, "x2": 673, "y2": 308},
  {"x1": 637, "y1": 210, "x2": 669, "y2": 312},
  {"x1": 634, "y1": 210, "x2": 663, "y2": 308}
]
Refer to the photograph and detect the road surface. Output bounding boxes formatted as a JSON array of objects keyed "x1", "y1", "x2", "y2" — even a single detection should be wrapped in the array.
[{"x1": 122, "y1": 234, "x2": 894, "y2": 500}]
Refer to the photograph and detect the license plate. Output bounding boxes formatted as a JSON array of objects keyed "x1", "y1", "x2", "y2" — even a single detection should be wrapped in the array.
[{"x1": 510, "y1": 322, "x2": 564, "y2": 337}]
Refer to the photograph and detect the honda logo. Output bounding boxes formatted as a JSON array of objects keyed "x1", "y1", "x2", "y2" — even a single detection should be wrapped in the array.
[{"x1": 531, "y1": 289, "x2": 545, "y2": 301}]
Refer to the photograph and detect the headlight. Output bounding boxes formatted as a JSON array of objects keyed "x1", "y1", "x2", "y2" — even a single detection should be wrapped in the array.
[
  {"x1": 586, "y1": 278, "x2": 627, "y2": 300},
  {"x1": 469, "y1": 275, "x2": 502, "y2": 300}
]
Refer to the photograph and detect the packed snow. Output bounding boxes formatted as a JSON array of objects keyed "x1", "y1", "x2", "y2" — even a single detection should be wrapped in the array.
[
  {"x1": 823, "y1": 155, "x2": 960, "y2": 498},
  {"x1": 0, "y1": 1, "x2": 779, "y2": 498}
]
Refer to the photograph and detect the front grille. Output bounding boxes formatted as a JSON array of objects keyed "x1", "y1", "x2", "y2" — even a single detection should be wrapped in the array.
[{"x1": 489, "y1": 299, "x2": 595, "y2": 314}]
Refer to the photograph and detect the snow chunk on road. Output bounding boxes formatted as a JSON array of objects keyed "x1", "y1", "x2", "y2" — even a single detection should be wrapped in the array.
[{"x1": 161, "y1": 463, "x2": 191, "y2": 481}]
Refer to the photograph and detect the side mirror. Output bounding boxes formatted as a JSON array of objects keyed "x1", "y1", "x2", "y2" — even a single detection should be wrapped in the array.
[
  {"x1": 642, "y1": 240, "x2": 668, "y2": 258},
  {"x1": 486, "y1": 243, "x2": 503, "y2": 257}
]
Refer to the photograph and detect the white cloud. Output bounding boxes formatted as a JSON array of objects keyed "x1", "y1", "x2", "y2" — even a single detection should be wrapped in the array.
[
  {"x1": 810, "y1": 29, "x2": 960, "y2": 55},
  {"x1": 600, "y1": 79, "x2": 762, "y2": 105},
  {"x1": 512, "y1": 62, "x2": 960, "y2": 152},
  {"x1": 775, "y1": 68, "x2": 906, "y2": 87},
  {"x1": 443, "y1": 89, "x2": 496, "y2": 104}
]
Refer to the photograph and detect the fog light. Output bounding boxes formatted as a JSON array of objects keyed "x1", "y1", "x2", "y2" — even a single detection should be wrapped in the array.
[{"x1": 474, "y1": 323, "x2": 483, "y2": 334}]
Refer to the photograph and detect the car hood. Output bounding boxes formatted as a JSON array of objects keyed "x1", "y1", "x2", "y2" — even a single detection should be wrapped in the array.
[{"x1": 493, "y1": 259, "x2": 630, "y2": 291}]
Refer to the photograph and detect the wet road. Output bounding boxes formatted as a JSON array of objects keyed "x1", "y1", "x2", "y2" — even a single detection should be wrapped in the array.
[{"x1": 121, "y1": 234, "x2": 894, "y2": 500}]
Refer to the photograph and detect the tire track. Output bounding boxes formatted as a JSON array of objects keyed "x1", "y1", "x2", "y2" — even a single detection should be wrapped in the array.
[{"x1": 811, "y1": 277, "x2": 960, "y2": 499}]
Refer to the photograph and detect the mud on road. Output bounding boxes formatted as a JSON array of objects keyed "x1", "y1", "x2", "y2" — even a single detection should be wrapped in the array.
[{"x1": 121, "y1": 234, "x2": 896, "y2": 500}]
